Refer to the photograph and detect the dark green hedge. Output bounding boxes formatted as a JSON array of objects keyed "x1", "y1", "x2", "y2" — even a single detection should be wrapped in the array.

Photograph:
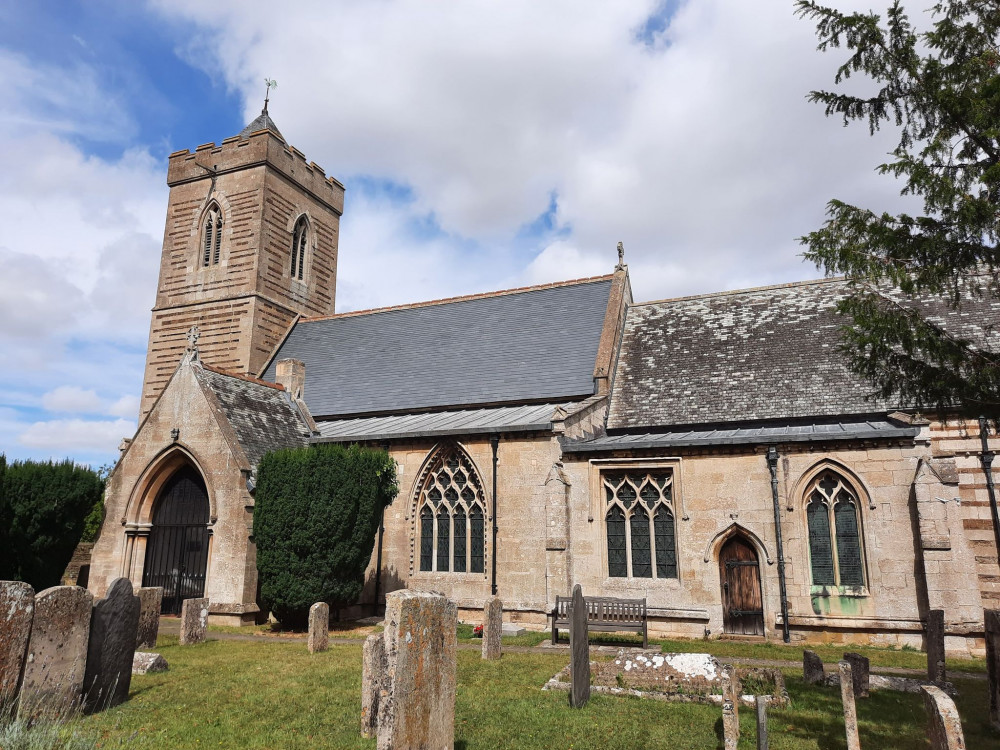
[
  {"x1": 0, "y1": 456, "x2": 105, "y2": 589},
  {"x1": 254, "y1": 443, "x2": 398, "y2": 629}
]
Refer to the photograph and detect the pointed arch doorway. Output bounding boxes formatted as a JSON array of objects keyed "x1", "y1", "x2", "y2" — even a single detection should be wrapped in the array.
[
  {"x1": 719, "y1": 535, "x2": 764, "y2": 636},
  {"x1": 142, "y1": 465, "x2": 211, "y2": 615}
]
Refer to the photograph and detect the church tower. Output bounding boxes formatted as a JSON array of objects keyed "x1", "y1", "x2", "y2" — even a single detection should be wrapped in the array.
[{"x1": 139, "y1": 106, "x2": 344, "y2": 417}]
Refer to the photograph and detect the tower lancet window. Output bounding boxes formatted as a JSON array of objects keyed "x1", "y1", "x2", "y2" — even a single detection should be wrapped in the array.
[
  {"x1": 202, "y1": 202, "x2": 223, "y2": 266},
  {"x1": 291, "y1": 215, "x2": 308, "y2": 281}
]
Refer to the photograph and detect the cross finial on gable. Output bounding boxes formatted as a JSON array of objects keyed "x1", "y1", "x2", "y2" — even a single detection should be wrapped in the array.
[
  {"x1": 186, "y1": 325, "x2": 200, "y2": 354},
  {"x1": 616, "y1": 241, "x2": 625, "y2": 270}
]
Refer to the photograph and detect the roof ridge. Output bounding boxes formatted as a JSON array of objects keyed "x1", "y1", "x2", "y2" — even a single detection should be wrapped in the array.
[
  {"x1": 633, "y1": 275, "x2": 845, "y2": 308},
  {"x1": 200, "y1": 362, "x2": 286, "y2": 391},
  {"x1": 300, "y1": 274, "x2": 615, "y2": 323}
]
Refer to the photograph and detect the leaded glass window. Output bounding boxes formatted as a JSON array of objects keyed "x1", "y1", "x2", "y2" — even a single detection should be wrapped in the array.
[
  {"x1": 202, "y1": 203, "x2": 223, "y2": 266},
  {"x1": 291, "y1": 215, "x2": 308, "y2": 281},
  {"x1": 415, "y1": 446, "x2": 487, "y2": 574},
  {"x1": 805, "y1": 470, "x2": 866, "y2": 588},
  {"x1": 603, "y1": 470, "x2": 677, "y2": 579}
]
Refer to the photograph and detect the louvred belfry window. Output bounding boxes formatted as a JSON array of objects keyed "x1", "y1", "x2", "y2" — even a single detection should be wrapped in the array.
[
  {"x1": 805, "y1": 470, "x2": 866, "y2": 588},
  {"x1": 202, "y1": 203, "x2": 223, "y2": 266},
  {"x1": 291, "y1": 215, "x2": 308, "y2": 281},
  {"x1": 604, "y1": 471, "x2": 677, "y2": 579},
  {"x1": 416, "y1": 446, "x2": 487, "y2": 574}
]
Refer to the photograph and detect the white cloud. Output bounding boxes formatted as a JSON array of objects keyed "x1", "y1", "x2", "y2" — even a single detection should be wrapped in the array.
[
  {"x1": 108, "y1": 394, "x2": 141, "y2": 418},
  {"x1": 41, "y1": 386, "x2": 103, "y2": 414},
  {"x1": 18, "y1": 418, "x2": 136, "y2": 453}
]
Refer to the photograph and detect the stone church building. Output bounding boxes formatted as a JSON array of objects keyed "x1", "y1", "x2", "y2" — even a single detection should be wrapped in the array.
[{"x1": 88, "y1": 109, "x2": 1000, "y2": 655}]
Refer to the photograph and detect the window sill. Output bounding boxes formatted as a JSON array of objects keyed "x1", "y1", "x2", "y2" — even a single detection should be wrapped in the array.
[
  {"x1": 411, "y1": 571, "x2": 488, "y2": 581},
  {"x1": 810, "y1": 585, "x2": 868, "y2": 598},
  {"x1": 602, "y1": 577, "x2": 682, "y2": 590}
]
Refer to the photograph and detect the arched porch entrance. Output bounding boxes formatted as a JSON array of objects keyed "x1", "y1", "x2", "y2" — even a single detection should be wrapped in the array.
[
  {"x1": 142, "y1": 465, "x2": 211, "y2": 615},
  {"x1": 719, "y1": 535, "x2": 764, "y2": 636}
]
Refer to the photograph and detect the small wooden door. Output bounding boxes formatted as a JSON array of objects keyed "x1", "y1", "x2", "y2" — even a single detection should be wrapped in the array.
[{"x1": 719, "y1": 536, "x2": 764, "y2": 636}]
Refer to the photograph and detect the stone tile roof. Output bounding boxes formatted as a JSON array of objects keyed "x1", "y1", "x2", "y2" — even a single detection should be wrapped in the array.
[
  {"x1": 195, "y1": 364, "x2": 309, "y2": 468},
  {"x1": 238, "y1": 108, "x2": 284, "y2": 141},
  {"x1": 263, "y1": 276, "x2": 614, "y2": 419},
  {"x1": 607, "y1": 277, "x2": 1000, "y2": 430}
]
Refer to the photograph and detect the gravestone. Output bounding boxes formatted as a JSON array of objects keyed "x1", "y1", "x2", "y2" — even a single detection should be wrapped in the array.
[
  {"x1": 721, "y1": 664, "x2": 739, "y2": 750},
  {"x1": 839, "y1": 661, "x2": 861, "y2": 750},
  {"x1": 376, "y1": 590, "x2": 456, "y2": 750},
  {"x1": 361, "y1": 633, "x2": 386, "y2": 739},
  {"x1": 843, "y1": 652, "x2": 870, "y2": 698},
  {"x1": 803, "y1": 650, "x2": 824, "y2": 685},
  {"x1": 755, "y1": 694, "x2": 769, "y2": 750},
  {"x1": 308, "y1": 602, "x2": 329, "y2": 654},
  {"x1": 986, "y1": 609, "x2": 1000, "y2": 731},
  {"x1": 83, "y1": 578, "x2": 140, "y2": 713},
  {"x1": 482, "y1": 596, "x2": 502, "y2": 661},
  {"x1": 18, "y1": 586, "x2": 93, "y2": 720},
  {"x1": 0, "y1": 581, "x2": 34, "y2": 705},
  {"x1": 179, "y1": 597, "x2": 209, "y2": 645},
  {"x1": 132, "y1": 652, "x2": 168, "y2": 675},
  {"x1": 927, "y1": 609, "x2": 946, "y2": 683},
  {"x1": 569, "y1": 584, "x2": 590, "y2": 709},
  {"x1": 922, "y1": 685, "x2": 966, "y2": 750},
  {"x1": 135, "y1": 587, "x2": 163, "y2": 650}
]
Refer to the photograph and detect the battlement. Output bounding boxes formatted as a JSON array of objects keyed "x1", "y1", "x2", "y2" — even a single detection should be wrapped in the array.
[{"x1": 167, "y1": 129, "x2": 345, "y2": 214}]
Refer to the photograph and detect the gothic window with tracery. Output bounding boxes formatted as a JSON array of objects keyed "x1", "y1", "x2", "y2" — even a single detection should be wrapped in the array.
[
  {"x1": 202, "y1": 202, "x2": 223, "y2": 266},
  {"x1": 291, "y1": 215, "x2": 308, "y2": 281},
  {"x1": 805, "y1": 470, "x2": 865, "y2": 588},
  {"x1": 417, "y1": 447, "x2": 486, "y2": 574},
  {"x1": 604, "y1": 471, "x2": 677, "y2": 579}
]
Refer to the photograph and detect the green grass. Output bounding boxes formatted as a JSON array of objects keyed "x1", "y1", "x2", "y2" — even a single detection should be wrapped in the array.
[{"x1": 76, "y1": 635, "x2": 998, "y2": 749}]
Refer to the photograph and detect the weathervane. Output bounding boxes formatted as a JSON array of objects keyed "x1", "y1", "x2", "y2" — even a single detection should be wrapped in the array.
[{"x1": 263, "y1": 78, "x2": 277, "y2": 114}]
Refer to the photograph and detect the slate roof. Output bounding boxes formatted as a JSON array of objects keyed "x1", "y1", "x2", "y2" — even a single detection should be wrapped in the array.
[
  {"x1": 607, "y1": 277, "x2": 1000, "y2": 431},
  {"x1": 195, "y1": 364, "x2": 309, "y2": 468},
  {"x1": 263, "y1": 277, "x2": 614, "y2": 419},
  {"x1": 238, "y1": 108, "x2": 284, "y2": 141},
  {"x1": 314, "y1": 403, "x2": 564, "y2": 443}
]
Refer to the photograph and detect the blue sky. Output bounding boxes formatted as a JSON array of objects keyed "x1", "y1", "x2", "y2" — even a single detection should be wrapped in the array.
[{"x1": 0, "y1": 0, "x2": 905, "y2": 469}]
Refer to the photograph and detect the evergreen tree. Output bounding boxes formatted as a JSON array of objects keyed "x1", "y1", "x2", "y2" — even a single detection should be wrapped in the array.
[{"x1": 796, "y1": 0, "x2": 1000, "y2": 415}]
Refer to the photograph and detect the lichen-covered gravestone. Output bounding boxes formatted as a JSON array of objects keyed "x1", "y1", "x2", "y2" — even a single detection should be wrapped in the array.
[
  {"x1": 755, "y1": 694, "x2": 769, "y2": 750},
  {"x1": 839, "y1": 661, "x2": 861, "y2": 750},
  {"x1": 0, "y1": 581, "x2": 34, "y2": 706},
  {"x1": 569, "y1": 584, "x2": 590, "y2": 709},
  {"x1": 376, "y1": 590, "x2": 456, "y2": 750},
  {"x1": 132, "y1": 652, "x2": 168, "y2": 675},
  {"x1": 18, "y1": 586, "x2": 93, "y2": 720},
  {"x1": 987, "y1": 609, "x2": 1000, "y2": 731},
  {"x1": 922, "y1": 685, "x2": 966, "y2": 750},
  {"x1": 803, "y1": 650, "x2": 824, "y2": 685},
  {"x1": 721, "y1": 664, "x2": 739, "y2": 750},
  {"x1": 83, "y1": 578, "x2": 141, "y2": 712},
  {"x1": 308, "y1": 602, "x2": 329, "y2": 654},
  {"x1": 482, "y1": 596, "x2": 502, "y2": 661},
  {"x1": 927, "y1": 609, "x2": 946, "y2": 683},
  {"x1": 843, "y1": 652, "x2": 870, "y2": 698},
  {"x1": 135, "y1": 587, "x2": 163, "y2": 650},
  {"x1": 179, "y1": 597, "x2": 209, "y2": 645},
  {"x1": 361, "y1": 633, "x2": 386, "y2": 739}
]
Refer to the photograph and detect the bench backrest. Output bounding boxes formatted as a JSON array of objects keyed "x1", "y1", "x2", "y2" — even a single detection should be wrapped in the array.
[{"x1": 554, "y1": 595, "x2": 646, "y2": 624}]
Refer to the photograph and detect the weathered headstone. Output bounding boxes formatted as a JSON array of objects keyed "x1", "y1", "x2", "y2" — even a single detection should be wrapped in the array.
[
  {"x1": 721, "y1": 664, "x2": 740, "y2": 750},
  {"x1": 755, "y1": 694, "x2": 769, "y2": 750},
  {"x1": 132, "y1": 652, "x2": 168, "y2": 675},
  {"x1": 361, "y1": 633, "x2": 386, "y2": 739},
  {"x1": 376, "y1": 590, "x2": 456, "y2": 750},
  {"x1": 308, "y1": 602, "x2": 329, "y2": 654},
  {"x1": 482, "y1": 596, "x2": 502, "y2": 661},
  {"x1": 803, "y1": 649, "x2": 825, "y2": 685},
  {"x1": 839, "y1": 661, "x2": 861, "y2": 750},
  {"x1": 179, "y1": 597, "x2": 209, "y2": 645},
  {"x1": 986, "y1": 609, "x2": 1000, "y2": 731},
  {"x1": 0, "y1": 581, "x2": 34, "y2": 705},
  {"x1": 18, "y1": 586, "x2": 93, "y2": 720},
  {"x1": 135, "y1": 587, "x2": 163, "y2": 650},
  {"x1": 569, "y1": 584, "x2": 590, "y2": 709},
  {"x1": 922, "y1": 685, "x2": 966, "y2": 750},
  {"x1": 843, "y1": 652, "x2": 870, "y2": 698},
  {"x1": 927, "y1": 609, "x2": 946, "y2": 683},
  {"x1": 83, "y1": 577, "x2": 140, "y2": 713}
]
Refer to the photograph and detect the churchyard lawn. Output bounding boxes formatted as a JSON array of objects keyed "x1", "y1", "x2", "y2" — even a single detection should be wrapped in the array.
[{"x1": 76, "y1": 634, "x2": 996, "y2": 749}]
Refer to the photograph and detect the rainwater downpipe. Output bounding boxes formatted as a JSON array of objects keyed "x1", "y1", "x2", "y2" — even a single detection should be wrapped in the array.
[
  {"x1": 491, "y1": 434, "x2": 500, "y2": 596},
  {"x1": 977, "y1": 417, "x2": 1000, "y2": 564},
  {"x1": 766, "y1": 446, "x2": 791, "y2": 643},
  {"x1": 373, "y1": 440, "x2": 390, "y2": 615}
]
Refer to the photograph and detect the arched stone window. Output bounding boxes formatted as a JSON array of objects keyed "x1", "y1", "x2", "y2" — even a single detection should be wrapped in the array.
[
  {"x1": 202, "y1": 202, "x2": 223, "y2": 266},
  {"x1": 416, "y1": 446, "x2": 486, "y2": 574},
  {"x1": 805, "y1": 470, "x2": 865, "y2": 588},
  {"x1": 291, "y1": 215, "x2": 308, "y2": 281},
  {"x1": 604, "y1": 470, "x2": 677, "y2": 579}
]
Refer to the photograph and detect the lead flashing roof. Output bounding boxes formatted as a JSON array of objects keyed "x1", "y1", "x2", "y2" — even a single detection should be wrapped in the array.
[{"x1": 264, "y1": 277, "x2": 614, "y2": 419}]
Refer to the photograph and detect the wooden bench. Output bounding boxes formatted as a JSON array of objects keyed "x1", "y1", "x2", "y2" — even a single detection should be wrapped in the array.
[{"x1": 551, "y1": 595, "x2": 648, "y2": 648}]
